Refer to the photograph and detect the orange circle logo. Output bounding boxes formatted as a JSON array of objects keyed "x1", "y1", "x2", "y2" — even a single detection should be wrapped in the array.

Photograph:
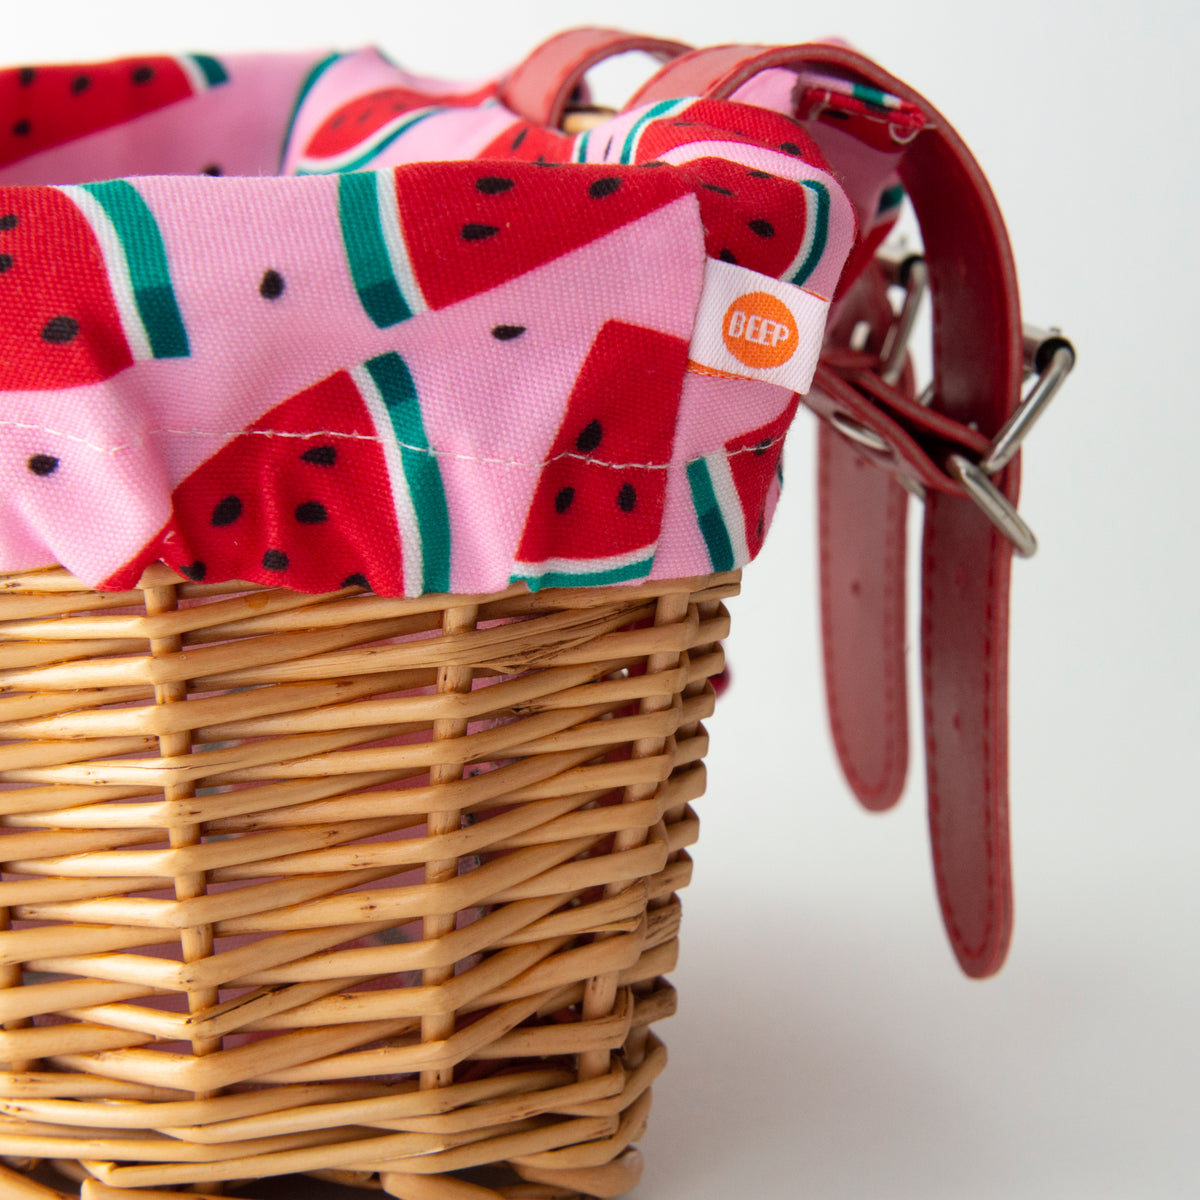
[{"x1": 721, "y1": 292, "x2": 798, "y2": 369}]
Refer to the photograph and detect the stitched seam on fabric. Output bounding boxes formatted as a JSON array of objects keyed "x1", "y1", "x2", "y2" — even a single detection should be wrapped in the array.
[{"x1": 0, "y1": 421, "x2": 788, "y2": 471}]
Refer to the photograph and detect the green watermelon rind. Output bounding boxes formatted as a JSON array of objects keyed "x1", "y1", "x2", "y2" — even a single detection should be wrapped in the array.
[
  {"x1": 58, "y1": 180, "x2": 189, "y2": 361},
  {"x1": 278, "y1": 51, "x2": 343, "y2": 170},
  {"x1": 687, "y1": 454, "x2": 746, "y2": 574},
  {"x1": 510, "y1": 547, "x2": 656, "y2": 591},
  {"x1": 349, "y1": 351, "x2": 450, "y2": 597},
  {"x1": 785, "y1": 180, "x2": 831, "y2": 287},
  {"x1": 337, "y1": 170, "x2": 427, "y2": 327}
]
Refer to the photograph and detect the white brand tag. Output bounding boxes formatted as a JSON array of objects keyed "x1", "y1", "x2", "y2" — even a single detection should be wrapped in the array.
[{"x1": 687, "y1": 257, "x2": 830, "y2": 394}]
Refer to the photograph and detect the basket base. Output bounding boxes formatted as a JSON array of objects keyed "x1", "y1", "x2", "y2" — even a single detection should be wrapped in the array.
[{"x1": 8, "y1": 1145, "x2": 644, "y2": 1199}]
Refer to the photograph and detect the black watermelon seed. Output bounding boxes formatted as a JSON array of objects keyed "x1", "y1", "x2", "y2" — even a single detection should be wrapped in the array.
[
  {"x1": 779, "y1": 141, "x2": 802, "y2": 156},
  {"x1": 12, "y1": 119, "x2": 31, "y2": 137},
  {"x1": 462, "y1": 223, "x2": 500, "y2": 241},
  {"x1": 211, "y1": 495, "x2": 243, "y2": 526},
  {"x1": 181, "y1": 561, "x2": 207, "y2": 581},
  {"x1": 71, "y1": 75, "x2": 91, "y2": 94},
  {"x1": 603, "y1": 137, "x2": 613, "y2": 160},
  {"x1": 0, "y1": 254, "x2": 12, "y2": 272},
  {"x1": 342, "y1": 573, "x2": 369, "y2": 589},
  {"x1": 719, "y1": 248, "x2": 738, "y2": 264},
  {"x1": 588, "y1": 176, "x2": 622, "y2": 199},
  {"x1": 301, "y1": 444, "x2": 337, "y2": 466},
  {"x1": 262, "y1": 549, "x2": 289, "y2": 572},
  {"x1": 259, "y1": 269, "x2": 285, "y2": 299},
  {"x1": 754, "y1": 438, "x2": 771, "y2": 456},
  {"x1": 19, "y1": 68, "x2": 35, "y2": 87},
  {"x1": 132, "y1": 65, "x2": 155, "y2": 85},
  {"x1": 638, "y1": 160, "x2": 668, "y2": 168},
  {"x1": 672, "y1": 120, "x2": 697, "y2": 127},
  {"x1": 295, "y1": 501, "x2": 327, "y2": 524},
  {"x1": 27, "y1": 454, "x2": 59, "y2": 476},
  {"x1": 356, "y1": 107, "x2": 374, "y2": 125},
  {"x1": 756, "y1": 515, "x2": 765, "y2": 540},
  {"x1": 201, "y1": 163, "x2": 222, "y2": 176},
  {"x1": 491, "y1": 324, "x2": 526, "y2": 340},
  {"x1": 532, "y1": 156, "x2": 561, "y2": 166},
  {"x1": 41, "y1": 315, "x2": 78, "y2": 343},
  {"x1": 554, "y1": 487, "x2": 575, "y2": 514},
  {"x1": 576, "y1": 419, "x2": 602, "y2": 454},
  {"x1": 0, "y1": 214, "x2": 17, "y2": 231},
  {"x1": 510, "y1": 127, "x2": 528, "y2": 151},
  {"x1": 476, "y1": 176, "x2": 514, "y2": 194},
  {"x1": 330, "y1": 115, "x2": 345, "y2": 130},
  {"x1": 702, "y1": 182, "x2": 734, "y2": 195},
  {"x1": 748, "y1": 218, "x2": 775, "y2": 238},
  {"x1": 617, "y1": 482, "x2": 637, "y2": 512},
  {"x1": 747, "y1": 169, "x2": 772, "y2": 179}
]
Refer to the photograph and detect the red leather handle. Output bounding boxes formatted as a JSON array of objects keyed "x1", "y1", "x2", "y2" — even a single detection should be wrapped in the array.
[
  {"x1": 498, "y1": 27, "x2": 691, "y2": 129},
  {"x1": 624, "y1": 43, "x2": 767, "y2": 110}
]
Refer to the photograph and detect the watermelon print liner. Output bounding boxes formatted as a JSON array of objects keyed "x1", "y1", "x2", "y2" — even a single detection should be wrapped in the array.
[{"x1": 0, "y1": 45, "x2": 862, "y2": 599}]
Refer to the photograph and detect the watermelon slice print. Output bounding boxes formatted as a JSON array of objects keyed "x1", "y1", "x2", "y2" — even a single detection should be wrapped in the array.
[
  {"x1": 1, "y1": 55, "x2": 227, "y2": 169},
  {"x1": 0, "y1": 180, "x2": 189, "y2": 390},
  {"x1": 477, "y1": 119, "x2": 573, "y2": 165},
  {"x1": 686, "y1": 397, "x2": 798, "y2": 572},
  {"x1": 341, "y1": 161, "x2": 691, "y2": 319},
  {"x1": 623, "y1": 101, "x2": 832, "y2": 286},
  {"x1": 298, "y1": 82, "x2": 496, "y2": 174},
  {"x1": 634, "y1": 98, "x2": 827, "y2": 170},
  {"x1": 112, "y1": 351, "x2": 450, "y2": 597},
  {"x1": 511, "y1": 320, "x2": 687, "y2": 589}
]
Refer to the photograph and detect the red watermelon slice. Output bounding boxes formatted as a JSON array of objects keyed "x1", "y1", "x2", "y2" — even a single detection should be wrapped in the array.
[
  {"x1": 634, "y1": 98, "x2": 827, "y2": 169},
  {"x1": 477, "y1": 120, "x2": 574, "y2": 165},
  {"x1": 1, "y1": 55, "x2": 227, "y2": 169},
  {"x1": 388, "y1": 162, "x2": 690, "y2": 311},
  {"x1": 724, "y1": 398, "x2": 798, "y2": 559},
  {"x1": 112, "y1": 368, "x2": 407, "y2": 595},
  {"x1": 511, "y1": 320, "x2": 688, "y2": 589},
  {"x1": 302, "y1": 81, "x2": 495, "y2": 168},
  {"x1": 0, "y1": 185, "x2": 133, "y2": 389}
]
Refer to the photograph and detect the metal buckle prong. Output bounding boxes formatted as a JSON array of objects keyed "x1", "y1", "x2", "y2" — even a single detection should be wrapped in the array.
[
  {"x1": 946, "y1": 455, "x2": 1038, "y2": 557},
  {"x1": 948, "y1": 324, "x2": 1075, "y2": 558}
]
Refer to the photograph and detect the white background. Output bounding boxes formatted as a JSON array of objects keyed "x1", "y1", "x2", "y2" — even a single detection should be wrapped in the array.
[{"x1": 4, "y1": 2, "x2": 1197, "y2": 1197}]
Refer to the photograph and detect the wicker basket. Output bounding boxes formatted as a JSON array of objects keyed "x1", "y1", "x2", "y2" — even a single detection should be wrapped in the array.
[{"x1": 0, "y1": 562, "x2": 736, "y2": 1200}]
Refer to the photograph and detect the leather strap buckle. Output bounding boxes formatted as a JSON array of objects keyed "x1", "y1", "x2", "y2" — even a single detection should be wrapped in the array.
[{"x1": 947, "y1": 324, "x2": 1075, "y2": 557}]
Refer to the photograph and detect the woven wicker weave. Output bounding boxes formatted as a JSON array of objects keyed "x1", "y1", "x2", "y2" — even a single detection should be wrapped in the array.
[{"x1": 0, "y1": 563, "x2": 736, "y2": 1199}]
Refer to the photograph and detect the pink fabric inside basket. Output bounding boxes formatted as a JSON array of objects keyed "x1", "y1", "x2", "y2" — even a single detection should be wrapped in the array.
[{"x1": 0, "y1": 46, "x2": 857, "y2": 597}]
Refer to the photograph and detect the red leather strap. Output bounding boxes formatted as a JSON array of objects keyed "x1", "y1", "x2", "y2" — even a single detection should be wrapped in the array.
[
  {"x1": 633, "y1": 43, "x2": 1024, "y2": 976},
  {"x1": 817, "y1": 264, "x2": 909, "y2": 812},
  {"x1": 624, "y1": 44, "x2": 767, "y2": 109},
  {"x1": 498, "y1": 27, "x2": 691, "y2": 130}
]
